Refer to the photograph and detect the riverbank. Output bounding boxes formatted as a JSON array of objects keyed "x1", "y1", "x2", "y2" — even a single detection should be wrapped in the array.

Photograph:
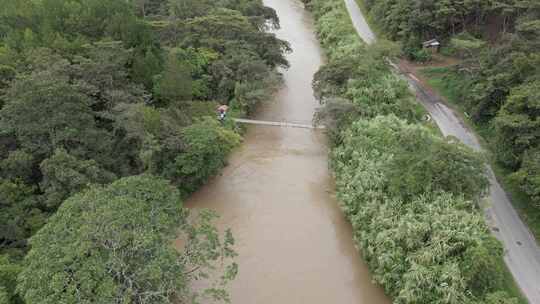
[{"x1": 306, "y1": 0, "x2": 528, "y2": 302}]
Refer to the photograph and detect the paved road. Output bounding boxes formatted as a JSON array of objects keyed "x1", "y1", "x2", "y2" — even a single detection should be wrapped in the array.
[{"x1": 343, "y1": 1, "x2": 540, "y2": 303}]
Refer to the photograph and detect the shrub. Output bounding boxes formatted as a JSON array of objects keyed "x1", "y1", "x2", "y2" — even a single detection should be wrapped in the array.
[{"x1": 163, "y1": 118, "x2": 241, "y2": 193}]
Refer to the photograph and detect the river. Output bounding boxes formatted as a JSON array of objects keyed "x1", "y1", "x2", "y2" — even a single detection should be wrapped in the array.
[{"x1": 183, "y1": 0, "x2": 390, "y2": 303}]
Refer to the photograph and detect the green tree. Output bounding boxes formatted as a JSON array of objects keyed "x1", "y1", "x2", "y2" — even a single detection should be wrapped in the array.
[
  {"x1": 0, "y1": 179, "x2": 44, "y2": 255},
  {"x1": 336, "y1": 115, "x2": 488, "y2": 201},
  {"x1": 112, "y1": 102, "x2": 187, "y2": 175},
  {"x1": 494, "y1": 80, "x2": 540, "y2": 168},
  {"x1": 0, "y1": 65, "x2": 15, "y2": 91},
  {"x1": 0, "y1": 255, "x2": 22, "y2": 304},
  {"x1": 154, "y1": 54, "x2": 193, "y2": 104},
  {"x1": 0, "y1": 1, "x2": 288, "y2": 299},
  {"x1": 168, "y1": 0, "x2": 212, "y2": 19},
  {"x1": 39, "y1": 149, "x2": 116, "y2": 209},
  {"x1": 131, "y1": 48, "x2": 162, "y2": 89},
  {"x1": 511, "y1": 148, "x2": 540, "y2": 206},
  {"x1": 17, "y1": 175, "x2": 236, "y2": 304},
  {"x1": 0, "y1": 69, "x2": 105, "y2": 158},
  {"x1": 0, "y1": 151, "x2": 34, "y2": 183},
  {"x1": 163, "y1": 118, "x2": 241, "y2": 193},
  {"x1": 132, "y1": 0, "x2": 165, "y2": 17}
]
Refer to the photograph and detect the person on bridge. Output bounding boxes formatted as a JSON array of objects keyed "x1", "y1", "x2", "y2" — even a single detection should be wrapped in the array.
[{"x1": 217, "y1": 104, "x2": 229, "y2": 122}]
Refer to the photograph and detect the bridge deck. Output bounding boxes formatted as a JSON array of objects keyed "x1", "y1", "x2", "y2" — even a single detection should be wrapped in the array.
[{"x1": 233, "y1": 118, "x2": 325, "y2": 130}]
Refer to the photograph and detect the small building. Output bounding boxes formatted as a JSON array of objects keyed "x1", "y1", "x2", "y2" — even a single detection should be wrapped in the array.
[{"x1": 422, "y1": 39, "x2": 441, "y2": 53}]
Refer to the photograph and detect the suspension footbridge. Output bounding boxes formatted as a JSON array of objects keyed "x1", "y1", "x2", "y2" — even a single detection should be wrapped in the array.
[{"x1": 232, "y1": 118, "x2": 325, "y2": 130}]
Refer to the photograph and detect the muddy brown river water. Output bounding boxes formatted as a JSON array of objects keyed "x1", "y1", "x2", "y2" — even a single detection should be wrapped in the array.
[{"x1": 184, "y1": 1, "x2": 390, "y2": 302}]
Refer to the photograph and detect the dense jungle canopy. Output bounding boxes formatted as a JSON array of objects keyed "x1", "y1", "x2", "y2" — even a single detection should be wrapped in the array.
[{"x1": 0, "y1": 0, "x2": 287, "y2": 303}]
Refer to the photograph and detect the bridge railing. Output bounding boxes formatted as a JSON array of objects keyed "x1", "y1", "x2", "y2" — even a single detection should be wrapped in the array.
[{"x1": 232, "y1": 118, "x2": 325, "y2": 130}]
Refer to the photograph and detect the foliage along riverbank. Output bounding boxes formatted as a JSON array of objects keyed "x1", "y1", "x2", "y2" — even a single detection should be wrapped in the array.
[
  {"x1": 305, "y1": 0, "x2": 522, "y2": 303},
  {"x1": 0, "y1": 0, "x2": 288, "y2": 303},
  {"x1": 360, "y1": 0, "x2": 540, "y2": 240}
]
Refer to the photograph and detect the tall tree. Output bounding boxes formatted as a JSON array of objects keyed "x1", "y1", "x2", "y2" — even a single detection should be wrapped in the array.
[
  {"x1": 154, "y1": 54, "x2": 193, "y2": 104},
  {"x1": 17, "y1": 175, "x2": 237, "y2": 304},
  {"x1": 494, "y1": 80, "x2": 540, "y2": 168},
  {"x1": 39, "y1": 149, "x2": 116, "y2": 209},
  {"x1": 0, "y1": 68, "x2": 106, "y2": 159}
]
